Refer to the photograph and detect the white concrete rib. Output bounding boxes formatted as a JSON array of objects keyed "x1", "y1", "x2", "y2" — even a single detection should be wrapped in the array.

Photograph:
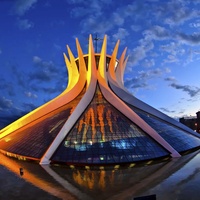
[
  {"x1": 40, "y1": 35, "x2": 97, "y2": 164},
  {"x1": 0, "y1": 40, "x2": 83, "y2": 139},
  {"x1": 99, "y1": 36, "x2": 180, "y2": 158},
  {"x1": 109, "y1": 41, "x2": 200, "y2": 138}
]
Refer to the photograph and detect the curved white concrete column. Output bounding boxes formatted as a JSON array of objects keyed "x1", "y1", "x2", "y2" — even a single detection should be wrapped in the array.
[
  {"x1": 40, "y1": 35, "x2": 97, "y2": 164},
  {"x1": 0, "y1": 41, "x2": 85, "y2": 139},
  {"x1": 98, "y1": 37, "x2": 180, "y2": 158},
  {"x1": 108, "y1": 43, "x2": 199, "y2": 138}
]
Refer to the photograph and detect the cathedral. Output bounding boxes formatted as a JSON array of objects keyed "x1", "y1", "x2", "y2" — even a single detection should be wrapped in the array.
[{"x1": 0, "y1": 35, "x2": 200, "y2": 166}]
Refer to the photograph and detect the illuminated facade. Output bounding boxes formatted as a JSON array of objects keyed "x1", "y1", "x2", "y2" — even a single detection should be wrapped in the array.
[{"x1": 0, "y1": 35, "x2": 200, "y2": 166}]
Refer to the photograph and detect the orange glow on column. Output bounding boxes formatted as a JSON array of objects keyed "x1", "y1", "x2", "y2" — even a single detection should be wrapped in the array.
[
  {"x1": 106, "y1": 109, "x2": 113, "y2": 134},
  {"x1": 97, "y1": 104, "x2": 105, "y2": 141}
]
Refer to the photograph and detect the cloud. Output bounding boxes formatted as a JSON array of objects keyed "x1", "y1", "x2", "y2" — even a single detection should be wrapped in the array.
[
  {"x1": 165, "y1": 68, "x2": 171, "y2": 73},
  {"x1": 124, "y1": 77, "x2": 148, "y2": 89},
  {"x1": 29, "y1": 70, "x2": 52, "y2": 82},
  {"x1": 178, "y1": 33, "x2": 200, "y2": 45},
  {"x1": 24, "y1": 91, "x2": 38, "y2": 99},
  {"x1": 140, "y1": 68, "x2": 170, "y2": 78},
  {"x1": 160, "y1": 107, "x2": 176, "y2": 113},
  {"x1": 0, "y1": 78, "x2": 15, "y2": 96},
  {"x1": 164, "y1": 76, "x2": 176, "y2": 82},
  {"x1": 22, "y1": 102, "x2": 37, "y2": 112},
  {"x1": 112, "y1": 12, "x2": 125, "y2": 26},
  {"x1": 127, "y1": 26, "x2": 170, "y2": 67},
  {"x1": 33, "y1": 56, "x2": 42, "y2": 63},
  {"x1": 112, "y1": 28, "x2": 129, "y2": 43},
  {"x1": 165, "y1": 77, "x2": 200, "y2": 97},
  {"x1": 131, "y1": 25, "x2": 142, "y2": 32},
  {"x1": 0, "y1": 97, "x2": 13, "y2": 111},
  {"x1": 164, "y1": 55, "x2": 179, "y2": 63},
  {"x1": 12, "y1": 0, "x2": 37, "y2": 31},
  {"x1": 11, "y1": 66, "x2": 28, "y2": 88},
  {"x1": 170, "y1": 83, "x2": 200, "y2": 97},
  {"x1": 124, "y1": 68, "x2": 168, "y2": 90},
  {"x1": 0, "y1": 114, "x2": 24, "y2": 129},
  {"x1": 81, "y1": 17, "x2": 113, "y2": 34},
  {"x1": 190, "y1": 21, "x2": 200, "y2": 28},
  {"x1": 70, "y1": 0, "x2": 108, "y2": 19},
  {"x1": 143, "y1": 26, "x2": 170, "y2": 40},
  {"x1": 17, "y1": 19, "x2": 34, "y2": 30},
  {"x1": 40, "y1": 86, "x2": 64, "y2": 94},
  {"x1": 53, "y1": 44, "x2": 62, "y2": 51},
  {"x1": 29, "y1": 56, "x2": 68, "y2": 96},
  {"x1": 68, "y1": 0, "x2": 111, "y2": 6},
  {"x1": 128, "y1": 39, "x2": 154, "y2": 67},
  {"x1": 72, "y1": 2, "x2": 138, "y2": 36},
  {"x1": 70, "y1": 7, "x2": 91, "y2": 18},
  {"x1": 33, "y1": 56, "x2": 56, "y2": 70},
  {"x1": 142, "y1": 59, "x2": 155, "y2": 68},
  {"x1": 163, "y1": 1, "x2": 198, "y2": 26},
  {"x1": 67, "y1": 0, "x2": 85, "y2": 4},
  {"x1": 160, "y1": 42, "x2": 185, "y2": 56},
  {"x1": 3, "y1": 57, "x2": 67, "y2": 105},
  {"x1": 13, "y1": 0, "x2": 37, "y2": 16}
]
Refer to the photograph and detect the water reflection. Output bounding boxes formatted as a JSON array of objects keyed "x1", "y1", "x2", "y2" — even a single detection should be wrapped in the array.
[
  {"x1": 0, "y1": 154, "x2": 75, "y2": 200},
  {"x1": 0, "y1": 151, "x2": 199, "y2": 200}
]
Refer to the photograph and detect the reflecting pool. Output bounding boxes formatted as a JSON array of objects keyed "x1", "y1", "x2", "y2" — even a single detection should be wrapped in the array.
[{"x1": 0, "y1": 150, "x2": 200, "y2": 200}]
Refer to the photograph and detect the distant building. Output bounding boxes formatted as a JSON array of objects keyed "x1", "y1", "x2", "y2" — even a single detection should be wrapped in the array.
[
  {"x1": 179, "y1": 111, "x2": 200, "y2": 133},
  {"x1": 196, "y1": 111, "x2": 200, "y2": 133}
]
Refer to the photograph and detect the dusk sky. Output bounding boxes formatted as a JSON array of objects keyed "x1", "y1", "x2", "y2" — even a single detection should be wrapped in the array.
[{"x1": 1, "y1": 0, "x2": 200, "y2": 128}]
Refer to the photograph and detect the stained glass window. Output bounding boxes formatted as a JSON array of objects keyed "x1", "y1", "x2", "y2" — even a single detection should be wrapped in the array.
[
  {"x1": 132, "y1": 108, "x2": 200, "y2": 152},
  {"x1": 0, "y1": 89, "x2": 85, "y2": 159},
  {"x1": 52, "y1": 86, "x2": 169, "y2": 164}
]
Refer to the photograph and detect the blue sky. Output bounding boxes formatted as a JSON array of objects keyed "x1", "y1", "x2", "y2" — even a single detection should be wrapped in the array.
[{"x1": 0, "y1": 0, "x2": 200, "y2": 128}]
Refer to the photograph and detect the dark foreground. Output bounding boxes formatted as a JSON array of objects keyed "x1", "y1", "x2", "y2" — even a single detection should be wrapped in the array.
[
  {"x1": 0, "y1": 165, "x2": 59, "y2": 200},
  {"x1": 0, "y1": 150, "x2": 200, "y2": 200}
]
